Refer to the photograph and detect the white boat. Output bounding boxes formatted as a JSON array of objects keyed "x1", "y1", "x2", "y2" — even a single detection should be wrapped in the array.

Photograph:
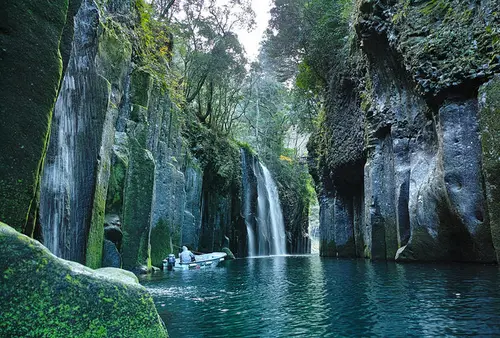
[{"x1": 163, "y1": 252, "x2": 227, "y2": 271}]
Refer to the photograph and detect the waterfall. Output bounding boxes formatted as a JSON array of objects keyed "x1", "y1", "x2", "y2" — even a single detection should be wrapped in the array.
[
  {"x1": 257, "y1": 163, "x2": 286, "y2": 255},
  {"x1": 241, "y1": 149, "x2": 287, "y2": 256}
]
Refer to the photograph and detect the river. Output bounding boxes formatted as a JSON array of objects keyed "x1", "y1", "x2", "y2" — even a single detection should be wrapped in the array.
[{"x1": 140, "y1": 256, "x2": 500, "y2": 337}]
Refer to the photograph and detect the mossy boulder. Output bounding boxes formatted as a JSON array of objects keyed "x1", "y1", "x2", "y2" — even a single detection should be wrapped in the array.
[
  {"x1": 0, "y1": 222, "x2": 167, "y2": 337},
  {"x1": 0, "y1": 0, "x2": 69, "y2": 233}
]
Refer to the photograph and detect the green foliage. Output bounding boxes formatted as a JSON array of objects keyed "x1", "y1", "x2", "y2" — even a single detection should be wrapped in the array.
[
  {"x1": 264, "y1": 0, "x2": 353, "y2": 94},
  {"x1": 392, "y1": 0, "x2": 410, "y2": 24},
  {"x1": 421, "y1": 0, "x2": 450, "y2": 17},
  {"x1": 236, "y1": 141, "x2": 257, "y2": 156},
  {"x1": 265, "y1": 152, "x2": 316, "y2": 207},
  {"x1": 185, "y1": 120, "x2": 241, "y2": 194},
  {"x1": 134, "y1": 0, "x2": 184, "y2": 108},
  {"x1": 168, "y1": 0, "x2": 255, "y2": 133}
]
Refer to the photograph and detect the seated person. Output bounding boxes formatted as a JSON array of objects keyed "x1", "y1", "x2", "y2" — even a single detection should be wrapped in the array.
[{"x1": 179, "y1": 245, "x2": 196, "y2": 263}]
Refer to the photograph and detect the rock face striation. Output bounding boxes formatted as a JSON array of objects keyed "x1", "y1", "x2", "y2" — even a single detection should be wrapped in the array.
[
  {"x1": 0, "y1": 0, "x2": 69, "y2": 235},
  {"x1": 309, "y1": 0, "x2": 500, "y2": 262}
]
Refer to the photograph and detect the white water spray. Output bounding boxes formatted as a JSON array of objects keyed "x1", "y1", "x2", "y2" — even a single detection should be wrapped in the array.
[
  {"x1": 241, "y1": 149, "x2": 286, "y2": 256},
  {"x1": 257, "y1": 163, "x2": 286, "y2": 255}
]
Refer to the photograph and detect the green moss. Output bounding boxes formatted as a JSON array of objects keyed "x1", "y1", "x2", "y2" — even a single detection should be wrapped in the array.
[
  {"x1": 130, "y1": 69, "x2": 152, "y2": 107},
  {"x1": 150, "y1": 219, "x2": 172, "y2": 267},
  {"x1": 0, "y1": 0, "x2": 69, "y2": 232},
  {"x1": 383, "y1": 0, "x2": 500, "y2": 97},
  {"x1": 121, "y1": 136, "x2": 155, "y2": 270},
  {"x1": 86, "y1": 177, "x2": 107, "y2": 269},
  {"x1": 0, "y1": 223, "x2": 167, "y2": 337},
  {"x1": 97, "y1": 21, "x2": 132, "y2": 82},
  {"x1": 479, "y1": 76, "x2": 500, "y2": 261},
  {"x1": 106, "y1": 149, "x2": 128, "y2": 215},
  {"x1": 420, "y1": 0, "x2": 450, "y2": 17},
  {"x1": 237, "y1": 141, "x2": 257, "y2": 156},
  {"x1": 186, "y1": 121, "x2": 242, "y2": 195}
]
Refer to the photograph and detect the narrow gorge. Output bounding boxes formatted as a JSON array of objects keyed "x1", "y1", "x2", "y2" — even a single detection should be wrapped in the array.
[
  {"x1": 1, "y1": 0, "x2": 499, "y2": 336},
  {"x1": 0, "y1": 0, "x2": 310, "y2": 335}
]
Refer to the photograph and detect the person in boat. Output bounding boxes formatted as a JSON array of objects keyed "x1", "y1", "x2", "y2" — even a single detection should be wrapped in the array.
[{"x1": 179, "y1": 245, "x2": 196, "y2": 263}]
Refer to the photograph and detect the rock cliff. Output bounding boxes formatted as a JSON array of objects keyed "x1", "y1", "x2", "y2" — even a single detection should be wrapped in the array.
[{"x1": 309, "y1": 0, "x2": 500, "y2": 262}]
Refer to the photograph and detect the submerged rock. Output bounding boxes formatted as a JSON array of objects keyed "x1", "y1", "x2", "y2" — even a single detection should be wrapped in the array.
[{"x1": 0, "y1": 223, "x2": 167, "y2": 337}]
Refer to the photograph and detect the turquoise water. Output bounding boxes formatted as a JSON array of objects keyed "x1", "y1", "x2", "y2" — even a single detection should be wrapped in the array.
[{"x1": 140, "y1": 256, "x2": 500, "y2": 337}]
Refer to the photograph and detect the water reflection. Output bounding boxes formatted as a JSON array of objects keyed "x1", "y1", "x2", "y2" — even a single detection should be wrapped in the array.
[{"x1": 141, "y1": 257, "x2": 500, "y2": 337}]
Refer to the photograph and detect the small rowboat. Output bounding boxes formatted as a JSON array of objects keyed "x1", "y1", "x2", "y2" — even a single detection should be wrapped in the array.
[{"x1": 163, "y1": 252, "x2": 227, "y2": 271}]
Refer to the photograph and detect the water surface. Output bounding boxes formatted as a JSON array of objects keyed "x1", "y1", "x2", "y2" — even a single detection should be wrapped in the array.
[{"x1": 141, "y1": 256, "x2": 500, "y2": 337}]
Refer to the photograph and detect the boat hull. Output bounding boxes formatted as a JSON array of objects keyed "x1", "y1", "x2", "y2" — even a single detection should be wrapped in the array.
[{"x1": 163, "y1": 252, "x2": 227, "y2": 271}]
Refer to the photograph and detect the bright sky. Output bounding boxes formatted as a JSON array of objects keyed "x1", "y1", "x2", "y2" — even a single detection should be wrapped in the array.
[{"x1": 236, "y1": 1, "x2": 273, "y2": 61}]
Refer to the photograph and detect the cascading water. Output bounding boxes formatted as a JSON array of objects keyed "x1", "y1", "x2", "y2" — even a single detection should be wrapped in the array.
[
  {"x1": 256, "y1": 163, "x2": 286, "y2": 255},
  {"x1": 241, "y1": 149, "x2": 286, "y2": 256}
]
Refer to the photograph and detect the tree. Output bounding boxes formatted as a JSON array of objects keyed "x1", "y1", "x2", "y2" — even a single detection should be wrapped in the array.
[
  {"x1": 263, "y1": 0, "x2": 351, "y2": 93},
  {"x1": 171, "y1": 0, "x2": 256, "y2": 133}
]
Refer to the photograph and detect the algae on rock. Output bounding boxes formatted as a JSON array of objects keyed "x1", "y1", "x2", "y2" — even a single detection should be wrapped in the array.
[
  {"x1": 479, "y1": 75, "x2": 500, "y2": 262},
  {"x1": 0, "y1": 0, "x2": 69, "y2": 233},
  {"x1": 0, "y1": 222, "x2": 167, "y2": 337}
]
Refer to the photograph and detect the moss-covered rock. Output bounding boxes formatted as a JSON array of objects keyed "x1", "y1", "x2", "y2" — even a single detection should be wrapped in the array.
[
  {"x1": 186, "y1": 121, "x2": 245, "y2": 256},
  {"x1": 0, "y1": 222, "x2": 167, "y2": 337},
  {"x1": 358, "y1": 0, "x2": 500, "y2": 101},
  {"x1": 479, "y1": 75, "x2": 500, "y2": 262},
  {"x1": 106, "y1": 132, "x2": 130, "y2": 215},
  {"x1": 150, "y1": 218, "x2": 173, "y2": 268},
  {"x1": 121, "y1": 130, "x2": 155, "y2": 270},
  {"x1": 0, "y1": 0, "x2": 69, "y2": 233}
]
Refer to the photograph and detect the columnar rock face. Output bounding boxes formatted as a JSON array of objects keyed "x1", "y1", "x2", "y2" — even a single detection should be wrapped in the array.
[
  {"x1": 182, "y1": 164, "x2": 203, "y2": 250},
  {"x1": 0, "y1": 0, "x2": 69, "y2": 233},
  {"x1": 38, "y1": 0, "x2": 132, "y2": 266},
  {"x1": 309, "y1": 0, "x2": 500, "y2": 261},
  {"x1": 479, "y1": 76, "x2": 500, "y2": 262}
]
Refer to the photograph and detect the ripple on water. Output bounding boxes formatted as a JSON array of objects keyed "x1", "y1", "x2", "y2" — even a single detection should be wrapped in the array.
[{"x1": 140, "y1": 256, "x2": 500, "y2": 338}]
